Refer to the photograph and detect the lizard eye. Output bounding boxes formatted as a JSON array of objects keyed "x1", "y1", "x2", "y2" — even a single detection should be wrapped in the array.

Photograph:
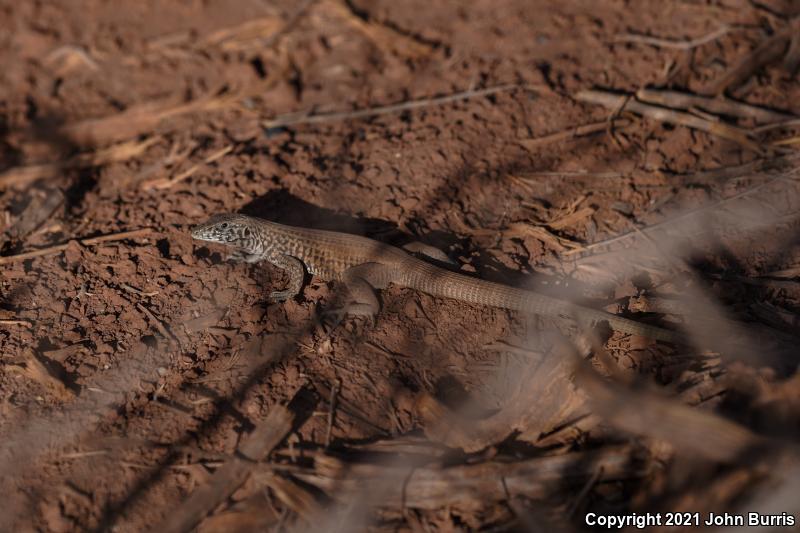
[{"x1": 220, "y1": 222, "x2": 228, "y2": 229}]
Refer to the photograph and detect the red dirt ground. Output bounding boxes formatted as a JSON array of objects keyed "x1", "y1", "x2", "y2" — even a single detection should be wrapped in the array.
[{"x1": 2, "y1": 1, "x2": 800, "y2": 531}]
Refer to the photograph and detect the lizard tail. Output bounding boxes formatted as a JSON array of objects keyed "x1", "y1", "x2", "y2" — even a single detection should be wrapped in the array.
[{"x1": 408, "y1": 265, "x2": 682, "y2": 343}]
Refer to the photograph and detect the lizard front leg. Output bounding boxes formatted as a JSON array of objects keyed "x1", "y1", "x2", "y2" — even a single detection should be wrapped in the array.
[
  {"x1": 268, "y1": 254, "x2": 306, "y2": 302},
  {"x1": 228, "y1": 249, "x2": 266, "y2": 263}
]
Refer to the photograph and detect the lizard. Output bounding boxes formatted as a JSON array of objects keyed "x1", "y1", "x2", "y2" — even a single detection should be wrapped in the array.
[{"x1": 190, "y1": 213, "x2": 683, "y2": 343}]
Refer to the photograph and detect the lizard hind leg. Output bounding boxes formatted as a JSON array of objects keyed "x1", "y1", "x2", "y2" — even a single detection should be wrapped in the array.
[
  {"x1": 322, "y1": 263, "x2": 394, "y2": 325},
  {"x1": 322, "y1": 277, "x2": 380, "y2": 325},
  {"x1": 402, "y1": 242, "x2": 458, "y2": 266}
]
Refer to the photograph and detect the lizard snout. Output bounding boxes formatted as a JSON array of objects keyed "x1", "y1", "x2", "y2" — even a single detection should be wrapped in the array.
[{"x1": 190, "y1": 224, "x2": 217, "y2": 241}]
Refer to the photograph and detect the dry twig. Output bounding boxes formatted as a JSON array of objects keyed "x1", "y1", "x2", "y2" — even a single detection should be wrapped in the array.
[
  {"x1": 705, "y1": 19, "x2": 799, "y2": 95},
  {"x1": 140, "y1": 144, "x2": 233, "y2": 190},
  {"x1": 636, "y1": 88, "x2": 794, "y2": 124},
  {"x1": 472, "y1": 222, "x2": 583, "y2": 252},
  {"x1": 613, "y1": 25, "x2": 731, "y2": 50},
  {"x1": 136, "y1": 303, "x2": 178, "y2": 343},
  {"x1": 518, "y1": 118, "x2": 630, "y2": 150},
  {"x1": 0, "y1": 319, "x2": 33, "y2": 327},
  {"x1": 0, "y1": 137, "x2": 159, "y2": 189},
  {"x1": 320, "y1": 0, "x2": 433, "y2": 57},
  {"x1": 262, "y1": 84, "x2": 526, "y2": 130},
  {"x1": 61, "y1": 93, "x2": 240, "y2": 146},
  {"x1": 575, "y1": 89, "x2": 763, "y2": 153},
  {"x1": 0, "y1": 228, "x2": 153, "y2": 265},
  {"x1": 516, "y1": 171, "x2": 626, "y2": 180},
  {"x1": 325, "y1": 379, "x2": 341, "y2": 448}
]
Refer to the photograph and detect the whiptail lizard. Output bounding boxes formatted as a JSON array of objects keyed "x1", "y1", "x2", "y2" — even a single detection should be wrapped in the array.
[{"x1": 191, "y1": 213, "x2": 682, "y2": 343}]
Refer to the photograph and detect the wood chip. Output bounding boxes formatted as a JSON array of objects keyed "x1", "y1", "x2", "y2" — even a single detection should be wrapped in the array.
[
  {"x1": 547, "y1": 206, "x2": 596, "y2": 231},
  {"x1": 295, "y1": 445, "x2": 647, "y2": 510},
  {"x1": 705, "y1": 18, "x2": 799, "y2": 95},
  {"x1": 417, "y1": 345, "x2": 585, "y2": 452},
  {"x1": 158, "y1": 387, "x2": 308, "y2": 533}
]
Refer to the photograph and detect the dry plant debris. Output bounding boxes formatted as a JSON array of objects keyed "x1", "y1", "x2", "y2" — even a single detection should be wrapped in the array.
[{"x1": 1, "y1": 1, "x2": 800, "y2": 532}]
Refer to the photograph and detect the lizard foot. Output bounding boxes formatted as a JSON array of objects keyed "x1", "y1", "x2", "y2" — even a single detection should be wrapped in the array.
[{"x1": 269, "y1": 289, "x2": 299, "y2": 302}]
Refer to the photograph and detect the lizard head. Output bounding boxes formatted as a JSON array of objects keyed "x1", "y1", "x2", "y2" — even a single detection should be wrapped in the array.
[{"x1": 191, "y1": 213, "x2": 259, "y2": 248}]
